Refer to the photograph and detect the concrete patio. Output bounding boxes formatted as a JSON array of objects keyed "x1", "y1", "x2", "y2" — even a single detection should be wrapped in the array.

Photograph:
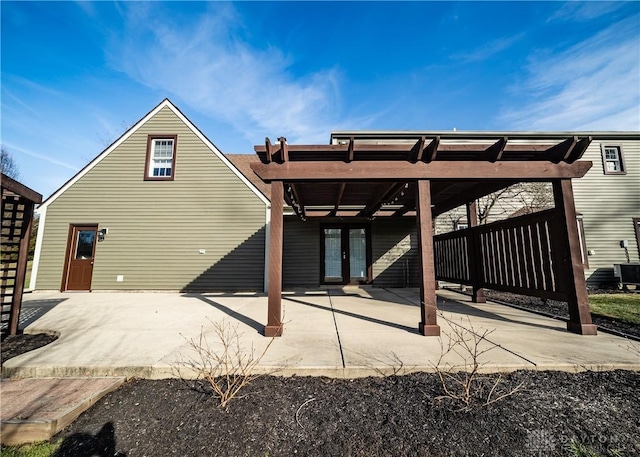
[{"x1": 3, "y1": 287, "x2": 640, "y2": 379}]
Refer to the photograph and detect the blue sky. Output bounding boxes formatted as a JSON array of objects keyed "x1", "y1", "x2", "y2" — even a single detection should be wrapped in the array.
[{"x1": 2, "y1": 1, "x2": 639, "y2": 199}]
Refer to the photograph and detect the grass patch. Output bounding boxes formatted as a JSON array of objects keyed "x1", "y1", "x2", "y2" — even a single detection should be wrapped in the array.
[
  {"x1": 589, "y1": 294, "x2": 640, "y2": 325},
  {"x1": 0, "y1": 440, "x2": 60, "y2": 457},
  {"x1": 1, "y1": 260, "x2": 33, "y2": 289}
]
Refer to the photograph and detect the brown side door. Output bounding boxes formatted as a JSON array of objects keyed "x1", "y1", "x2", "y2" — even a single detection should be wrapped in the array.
[{"x1": 62, "y1": 225, "x2": 98, "y2": 291}]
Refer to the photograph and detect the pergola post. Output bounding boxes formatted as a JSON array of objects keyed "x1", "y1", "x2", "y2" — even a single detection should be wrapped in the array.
[
  {"x1": 265, "y1": 180, "x2": 284, "y2": 337},
  {"x1": 416, "y1": 180, "x2": 440, "y2": 336},
  {"x1": 8, "y1": 203, "x2": 34, "y2": 336},
  {"x1": 466, "y1": 201, "x2": 486, "y2": 303},
  {"x1": 552, "y1": 179, "x2": 597, "y2": 335}
]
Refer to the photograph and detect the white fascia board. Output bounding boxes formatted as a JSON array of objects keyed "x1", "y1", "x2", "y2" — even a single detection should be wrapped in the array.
[
  {"x1": 28, "y1": 206, "x2": 47, "y2": 290},
  {"x1": 263, "y1": 205, "x2": 271, "y2": 293},
  {"x1": 40, "y1": 99, "x2": 269, "y2": 209}
]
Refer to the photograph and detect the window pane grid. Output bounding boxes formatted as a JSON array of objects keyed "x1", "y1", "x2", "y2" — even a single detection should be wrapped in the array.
[
  {"x1": 149, "y1": 138, "x2": 174, "y2": 178},
  {"x1": 603, "y1": 146, "x2": 623, "y2": 173}
]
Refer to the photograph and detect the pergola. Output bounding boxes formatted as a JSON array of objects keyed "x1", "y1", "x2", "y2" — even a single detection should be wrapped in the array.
[
  {"x1": 1, "y1": 174, "x2": 42, "y2": 337},
  {"x1": 250, "y1": 135, "x2": 597, "y2": 337}
]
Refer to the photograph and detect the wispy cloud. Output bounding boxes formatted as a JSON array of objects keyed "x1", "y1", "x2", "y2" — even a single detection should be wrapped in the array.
[
  {"x1": 452, "y1": 33, "x2": 525, "y2": 63},
  {"x1": 4, "y1": 142, "x2": 80, "y2": 171},
  {"x1": 548, "y1": 2, "x2": 629, "y2": 22},
  {"x1": 106, "y1": 3, "x2": 354, "y2": 144},
  {"x1": 500, "y1": 16, "x2": 640, "y2": 131}
]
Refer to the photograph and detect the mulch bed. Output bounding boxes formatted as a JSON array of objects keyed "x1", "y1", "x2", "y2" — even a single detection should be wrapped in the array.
[
  {"x1": 1, "y1": 333, "x2": 57, "y2": 367},
  {"x1": 53, "y1": 371, "x2": 640, "y2": 456}
]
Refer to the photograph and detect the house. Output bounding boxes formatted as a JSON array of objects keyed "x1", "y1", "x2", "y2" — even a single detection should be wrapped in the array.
[
  {"x1": 31, "y1": 98, "x2": 637, "y2": 336},
  {"x1": 30, "y1": 100, "x2": 270, "y2": 293}
]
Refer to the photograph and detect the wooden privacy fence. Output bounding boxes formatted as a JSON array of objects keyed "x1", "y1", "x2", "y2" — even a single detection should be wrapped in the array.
[{"x1": 434, "y1": 209, "x2": 570, "y2": 301}]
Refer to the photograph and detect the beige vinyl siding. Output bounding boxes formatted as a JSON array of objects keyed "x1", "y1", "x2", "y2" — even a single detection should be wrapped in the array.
[
  {"x1": 282, "y1": 217, "x2": 420, "y2": 288},
  {"x1": 573, "y1": 139, "x2": 640, "y2": 285},
  {"x1": 371, "y1": 219, "x2": 419, "y2": 287},
  {"x1": 36, "y1": 106, "x2": 266, "y2": 291}
]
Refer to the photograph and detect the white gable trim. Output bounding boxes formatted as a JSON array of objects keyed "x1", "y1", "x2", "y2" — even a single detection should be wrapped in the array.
[
  {"x1": 40, "y1": 99, "x2": 269, "y2": 208},
  {"x1": 167, "y1": 102, "x2": 270, "y2": 206},
  {"x1": 28, "y1": 206, "x2": 47, "y2": 290}
]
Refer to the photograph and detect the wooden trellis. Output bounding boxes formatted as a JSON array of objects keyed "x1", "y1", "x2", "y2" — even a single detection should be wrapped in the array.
[{"x1": 1, "y1": 174, "x2": 42, "y2": 338}]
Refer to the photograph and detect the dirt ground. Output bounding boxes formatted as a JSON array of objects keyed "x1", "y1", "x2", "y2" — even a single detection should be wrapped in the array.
[{"x1": 2, "y1": 294, "x2": 639, "y2": 456}]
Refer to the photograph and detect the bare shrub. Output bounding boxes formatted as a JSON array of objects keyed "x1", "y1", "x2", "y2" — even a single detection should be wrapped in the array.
[
  {"x1": 433, "y1": 316, "x2": 525, "y2": 411},
  {"x1": 178, "y1": 319, "x2": 279, "y2": 409}
]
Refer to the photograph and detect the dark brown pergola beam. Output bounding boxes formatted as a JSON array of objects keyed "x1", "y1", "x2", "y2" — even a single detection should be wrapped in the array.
[
  {"x1": 254, "y1": 142, "x2": 558, "y2": 155},
  {"x1": 346, "y1": 137, "x2": 355, "y2": 163},
  {"x1": 358, "y1": 182, "x2": 406, "y2": 217},
  {"x1": 432, "y1": 181, "x2": 518, "y2": 217},
  {"x1": 411, "y1": 137, "x2": 425, "y2": 162},
  {"x1": 278, "y1": 137, "x2": 289, "y2": 163},
  {"x1": 331, "y1": 182, "x2": 347, "y2": 216},
  {"x1": 547, "y1": 136, "x2": 577, "y2": 163},
  {"x1": 1, "y1": 174, "x2": 43, "y2": 203},
  {"x1": 250, "y1": 160, "x2": 592, "y2": 181},
  {"x1": 486, "y1": 137, "x2": 507, "y2": 162},
  {"x1": 392, "y1": 201, "x2": 414, "y2": 217},
  {"x1": 265, "y1": 137, "x2": 273, "y2": 163},
  {"x1": 289, "y1": 183, "x2": 305, "y2": 217},
  {"x1": 566, "y1": 137, "x2": 592, "y2": 163},
  {"x1": 423, "y1": 136, "x2": 440, "y2": 163}
]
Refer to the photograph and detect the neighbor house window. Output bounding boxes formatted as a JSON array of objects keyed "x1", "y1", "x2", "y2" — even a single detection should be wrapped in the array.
[
  {"x1": 145, "y1": 135, "x2": 177, "y2": 180},
  {"x1": 455, "y1": 221, "x2": 469, "y2": 231},
  {"x1": 601, "y1": 145, "x2": 625, "y2": 175}
]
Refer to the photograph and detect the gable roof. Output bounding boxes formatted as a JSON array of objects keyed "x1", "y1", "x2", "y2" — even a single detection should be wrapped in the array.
[{"x1": 39, "y1": 99, "x2": 269, "y2": 209}]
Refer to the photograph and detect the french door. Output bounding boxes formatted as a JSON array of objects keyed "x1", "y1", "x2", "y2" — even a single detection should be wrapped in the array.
[{"x1": 321, "y1": 225, "x2": 371, "y2": 285}]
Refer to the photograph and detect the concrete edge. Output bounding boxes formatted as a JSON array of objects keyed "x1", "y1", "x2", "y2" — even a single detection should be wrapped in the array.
[{"x1": 3, "y1": 364, "x2": 640, "y2": 380}]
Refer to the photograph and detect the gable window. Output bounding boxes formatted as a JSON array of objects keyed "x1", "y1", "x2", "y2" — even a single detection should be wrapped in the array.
[
  {"x1": 601, "y1": 145, "x2": 625, "y2": 175},
  {"x1": 145, "y1": 135, "x2": 177, "y2": 180}
]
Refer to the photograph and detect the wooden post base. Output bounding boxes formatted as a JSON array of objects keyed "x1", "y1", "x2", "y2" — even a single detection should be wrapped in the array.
[
  {"x1": 472, "y1": 288, "x2": 486, "y2": 303},
  {"x1": 567, "y1": 322, "x2": 597, "y2": 335},
  {"x1": 419, "y1": 323, "x2": 441, "y2": 336},
  {"x1": 264, "y1": 325, "x2": 283, "y2": 337}
]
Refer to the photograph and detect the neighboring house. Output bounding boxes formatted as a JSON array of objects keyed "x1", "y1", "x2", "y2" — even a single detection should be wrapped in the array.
[{"x1": 30, "y1": 100, "x2": 639, "y2": 293}]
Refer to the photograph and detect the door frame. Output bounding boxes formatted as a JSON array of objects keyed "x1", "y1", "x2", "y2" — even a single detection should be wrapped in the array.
[
  {"x1": 320, "y1": 223, "x2": 372, "y2": 285},
  {"x1": 61, "y1": 223, "x2": 98, "y2": 291}
]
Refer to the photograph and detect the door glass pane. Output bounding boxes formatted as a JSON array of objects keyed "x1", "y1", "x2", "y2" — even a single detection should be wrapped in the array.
[
  {"x1": 324, "y1": 229, "x2": 342, "y2": 280},
  {"x1": 349, "y1": 228, "x2": 367, "y2": 278},
  {"x1": 75, "y1": 230, "x2": 96, "y2": 259}
]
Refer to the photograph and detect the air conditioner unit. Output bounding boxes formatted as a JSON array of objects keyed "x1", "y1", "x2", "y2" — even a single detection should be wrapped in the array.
[{"x1": 613, "y1": 263, "x2": 640, "y2": 286}]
